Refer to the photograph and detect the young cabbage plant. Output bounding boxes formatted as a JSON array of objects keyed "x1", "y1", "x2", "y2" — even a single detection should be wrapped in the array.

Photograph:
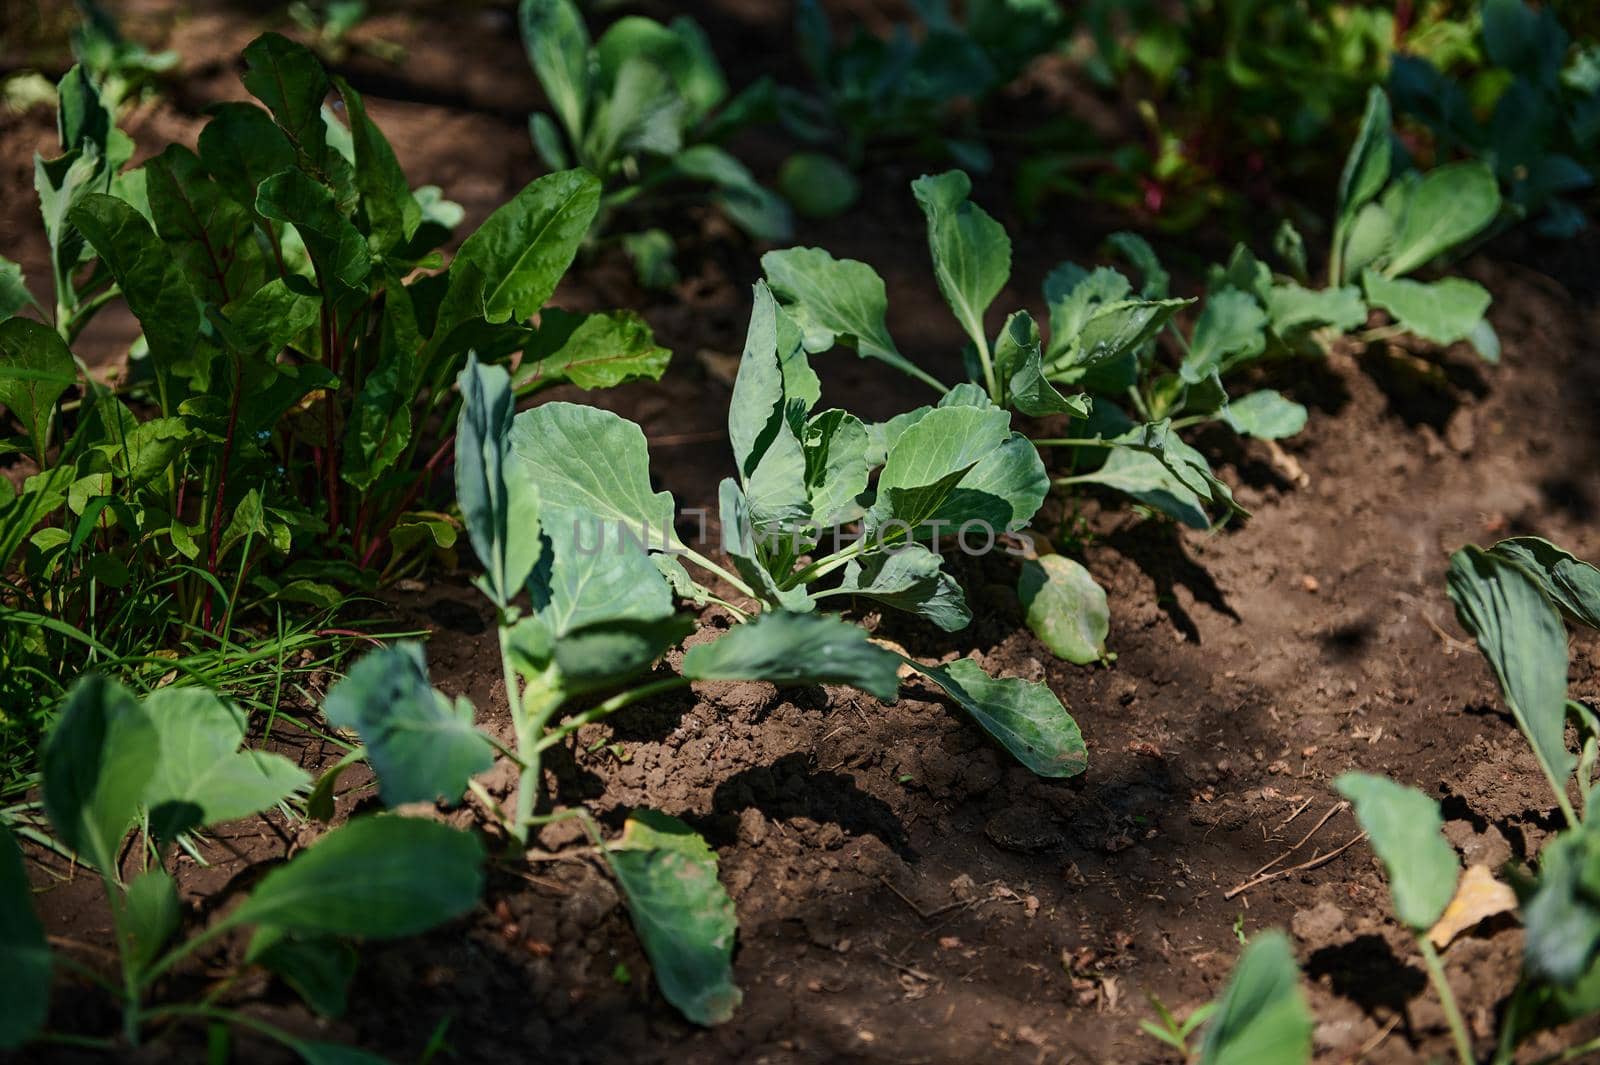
[
  {"x1": 1332, "y1": 539, "x2": 1600, "y2": 1064},
  {"x1": 0, "y1": 37, "x2": 667, "y2": 693},
  {"x1": 1391, "y1": 0, "x2": 1600, "y2": 239},
  {"x1": 509, "y1": 288, "x2": 1090, "y2": 774},
  {"x1": 1328, "y1": 87, "x2": 1502, "y2": 360},
  {"x1": 317, "y1": 353, "x2": 933, "y2": 1026},
  {"x1": 761, "y1": 171, "x2": 1254, "y2": 661},
  {"x1": 519, "y1": 0, "x2": 789, "y2": 287},
  {"x1": 779, "y1": 0, "x2": 1064, "y2": 210},
  {"x1": 0, "y1": 675, "x2": 484, "y2": 1062}
]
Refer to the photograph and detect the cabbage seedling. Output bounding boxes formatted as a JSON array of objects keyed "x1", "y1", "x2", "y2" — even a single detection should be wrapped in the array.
[{"x1": 0, "y1": 677, "x2": 483, "y2": 1061}]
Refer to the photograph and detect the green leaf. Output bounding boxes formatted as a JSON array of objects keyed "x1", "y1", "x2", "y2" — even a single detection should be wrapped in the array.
[
  {"x1": 1262, "y1": 282, "x2": 1368, "y2": 337},
  {"x1": 911, "y1": 170, "x2": 1010, "y2": 353},
  {"x1": 341, "y1": 273, "x2": 419, "y2": 490},
  {"x1": 0, "y1": 825, "x2": 50, "y2": 1050},
  {"x1": 1222, "y1": 391, "x2": 1308, "y2": 440},
  {"x1": 323, "y1": 643, "x2": 492, "y2": 808},
  {"x1": 911, "y1": 657, "x2": 1086, "y2": 777},
  {"x1": 142, "y1": 687, "x2": 310, "y2": 840},
  {"x1": 247, "y1": 929, "x2": 358, "y2": 1018},
  {"x1": 554, "y1": 616, "x2": 695, "y2": 691},
  {"x1": 117, "y1": 867, "x2": 180, "y2": 973},
  {"x1": 144, "y1": 144, "x2": 266, "y2": 305},
  {"x1": 255, "y1": 168, "x2": 371, "y2": 296},
  {"x1": 728, "y1": 283, "x2": 811, "y2": 532},
  {"x1": 1384, "y1": 162, "x2": 1500, "y2": 277},
  {"x1": 994, "y1": 311, "x2": 1088, "y2": 417},
  {"x1": 1336, "y1": 773, "x2": 1458, "y2": 930},
  {"x1": 232, "y1": 816, "x2": 484, "y2": 937},
  {"x1": 538, "y1": 506, "x2": 677, "y2": 635},
  {"x1": 1337, "y1": 87, "x2": 1393, "y2": 229},
  {"x1": 297, "y1": 1042, "x2": 394, "y2": 1065},
  {"x1": 449, "y1": 169, "x2": 599, "y2": 325},
  {"x1": 717, "y1": 478, "x2": 813, "y2": 613},
  {"x1": 870, "y1": 404, "x2": 1012, "y2": 531},
  {"x1": 762, "y1": 247, "x2": 941, "y2": 391},
  {"x1": 334, "y1": 78, "x2": 420, "y2": 252},
  {"x1": 43, "y1": 674, "x2": 158, "y2": 876},
  {"x1": 605, "y1": 810, "x2": 740, "y2": 1026},
  {"x1": 1197, "y1": 931, "x2": 1313, "y2": 1065},
  {"x1": 455, "y1": 354, "x2": 543, "y2": 606},
  {"x1": 70, "y1": 193, "x2": 200, "y2": 373},
  {"x1": 517, "y1": 309, "x2": 670, "y2": 391},
  {"x1": 1107, "y1": 231, "x2": 1170, "y2": 298},
  {"x1": 674, "y1": 146, "x2": 792, "y2": 243},
  {"x1": 1019, "y1": 554, "x2": 1108, "y2": 665},
  {"x1": 241, "y1": 33, "x2": 351, "y2": 197},
  {"x1": 1520, "y1": 821, "x2": 1600, "y2": 985},
  {"x1": 836, "y1": 544, "x2": 970, "y2": 632},
  {"x1": 1183, "y1": 289, "x2": 1267, "y2": 383},
  {"x1": 509, "y1": 401, "x2": 678, "y2": 550},
  {"x1": 1446, "y1": 546, "x2": 1576, "y2": 804},
  {"x1": 682, "y1": 611, "x2": 901, "y2": 700},
  {"x1": 1361, "y1": 272, "x2": 1491, "y2": 346},
  {"x1": 1490, "y1": 537, "x2": 1600, "y2": 632},
  {"x1": 803, "y1": 408, "x2": 870, "y2": 528},
  {"x1": 519, "y1": 0, "x2": 592, "y2": 144},
  {"x1": 0, "y1": 318, "x2": 76, "y2": 459},
  {"x1": 778, "y1": 152, "x2": 858, "y2": 218},
  {"x1": 196, "y1": 102, "x2": 297, "y2": 217},
  {"x1": 0, "y1": 257, "x2": 42, "y2": 318}
]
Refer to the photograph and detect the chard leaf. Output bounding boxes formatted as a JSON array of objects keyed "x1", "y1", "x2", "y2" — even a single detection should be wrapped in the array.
[
  {"x1": 869, "y1": 404, "x2": 1012, "y2": 532},
  {"x1": 196, "y1": 103, "x2": 298, "y2": 218},
  {"x1": 141, "y1": 688, "x2": 310, "y2": 839},
  {"x1": 1197, "y1": 931, "x2": 1313, "y2": 1065},
  {"x1": 539, "y1": 506, "x2": 676, "y2": 635},
  {"x1": 241, "y1": 33, "x2": 352, "y2": 198},
  {"x1": 1335, "y1": 773, "x2": 1458, "y2": 931},
  {"x1": 509, "y1": 401, "x2": 679, "y2": 550},
  {"x1": 516, "y1": 309, "x2": 670, "y2": 391},
  {"x1": 144, "y1": 144, "x2": 266, "y2": 305},
  {"x1": 519, "y1": 0, "x2": 592, "y2": 144},
  {"x1": 70, "y1": 193, "x2": 200, "y2": 373},
  {"x1": 1222, "y1": 391, "x2": 1308, "y2": 440},
  {"x1": 835, "y1": 544, "x2": 971, "y2": 632},
  {"x1": 1384, "y1": 161, "x2": 1500, "y2": 277},
  {"x1": 802, "y1": 409, "x2": 870, "y2": 528},
  {"x1": 255, "y1": 169, "x2": 371, "y2": 297},
  {"x1": 911, "y1": 657, "x2": 1086, "y2": 777},
  {"x1": 341, "y1": 273, "x2": 420, "y2": 490},
  {"x1": 1361, "y1": 272, "x2": 1491, "y2": 346},
  {"x1": 43, "y1": 674, "x2": 158, "y2": 877},
  {"x1": 0, "y1": 318, "x2": 76, "y2": 460},
  {"x1": 1182, "y1": 289, "x2": 1267, "y2": 383},
  {"x1": 762, "y1": 247, "x2": 943, "y2": 391},
  {"x1": 994, "y1": 311, "x2": 1088, "y2": 417},
  {"x1": 605, "y1": 810, "x2": 741, "y2": 1026},
  {"x1": 334, "y1": 78, "x2": 420, "y2": 252},
  {"x1": 0, "y1": 825, "x2": 50, "y2": 1050},
  {"x1": 682, "y1": 611, "x2": 901, "y2": 700},
  {"x1": 911, "y1": 170, "x2": 1010, "y2": 353},
  {"x1": 232, "y1": 816, "x2": 484, "y2": 938},
  {"x1": 1019, "y1": 554, "x2": 1109, "y2": 664},
  {"x1": 455, "y1": 355, "x2": 543, "y2": 607},
  {"x1": 1490, "y1": 537, "x2": 1600, "y2": 631},
  {"x1": 1446, "y1": 546, "x2": 1576, "y2": 801},
  {"x1": 1337, "y1": 87, "x2": 1393, "y2": 232},
  {"x1": 450, "y1": 169, "x2": 600, "y2": 324},
  {"x1": 322, "y1": 642, "x2": 492, "y2": 807}
]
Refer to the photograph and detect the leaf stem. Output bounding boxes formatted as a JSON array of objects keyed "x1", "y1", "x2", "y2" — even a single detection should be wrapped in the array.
[
  {"x1": 1417, "y1": 933, "x2": 1475, "y2": 1065},
  {"x1": 679, "y1": 548, "x2": 756, "y2": 599}
]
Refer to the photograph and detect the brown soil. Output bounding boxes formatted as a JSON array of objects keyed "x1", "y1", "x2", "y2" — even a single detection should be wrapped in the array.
[{"x1": 7, "y1": 3, "x2": 1600, "y2": 1063}]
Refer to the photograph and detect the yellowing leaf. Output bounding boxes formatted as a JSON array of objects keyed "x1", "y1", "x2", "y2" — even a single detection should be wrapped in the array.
[{"x1": 1429, "y1": 864, "x2": 1518, "y2": 949}]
